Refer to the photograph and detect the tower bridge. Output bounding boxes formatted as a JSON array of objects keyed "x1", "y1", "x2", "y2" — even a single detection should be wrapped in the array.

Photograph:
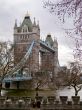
[{"x1": 2, "y1": 12, "x2": 59, "y2": 89}]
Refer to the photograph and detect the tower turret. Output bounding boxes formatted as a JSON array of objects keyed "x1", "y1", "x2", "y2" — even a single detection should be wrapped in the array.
[
  {"x1": 45, "y1": 34, "x2": 54, "y2": 47},
  {"x1": 33, "y1": 17, "x2": 39, "y2": 34},
  {"x1": 32, "y1": 18, "x2": 40, "y2": 36},
  {"x1": 33, "y1": 17, "x2": 36, "y2": 26},
  {"x1": 21, "y1": 12, "x2": 33, "y2": 32},
  {"x1": 14, "y1": 12, "x2": 40, "y2": 72},
  {"x1": 14, "y1": 19, "x2": 17, "y2": 28},
  {"x1": 37, "y1": 21, "x2": 40, "y2": 35},
  {"x1": 14, "y1": 19, "x2": 17, "y2": 33},
  {"x1": 53, "y1": 37, "x2": 59, "y2": 76},
  {"x1": 53, "y1": 37, "x2": 58, "y2": 49},
  {"x1": 37, "y1": 21, "x2": 40, "y2": 30}
]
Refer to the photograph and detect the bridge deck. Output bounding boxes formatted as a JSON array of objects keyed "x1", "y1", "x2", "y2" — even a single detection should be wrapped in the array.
[
  {"x1": 40, "y1": 40, "x2": 55, "y2": 53},
  {"x1": 2, "y1": 76, "x2": 32, "y2": 82}
]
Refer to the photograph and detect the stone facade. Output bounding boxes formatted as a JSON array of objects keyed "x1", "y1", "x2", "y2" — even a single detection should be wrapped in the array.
[
  {"x1": 0, "y1": 96, "x2": 81, "y2": 110},
  {"x1": 14, "y1": 13, "x2": 40, "y2": 73},
  {"x1": 14, "y1": 12, "x2": 59, "y2": 80}
]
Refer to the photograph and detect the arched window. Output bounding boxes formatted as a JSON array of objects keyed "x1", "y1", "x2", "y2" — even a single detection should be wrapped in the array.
[{"x1": 22, "y1": 25, "x2": 28, "y2": 33}]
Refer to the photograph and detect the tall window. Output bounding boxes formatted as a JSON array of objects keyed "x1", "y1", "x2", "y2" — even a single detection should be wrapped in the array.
[{"x1": 22, "y1": 25, "x2": 28, "y2": 33}]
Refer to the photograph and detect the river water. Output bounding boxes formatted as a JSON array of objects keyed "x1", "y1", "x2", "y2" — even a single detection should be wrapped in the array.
[
  {"x1": 1, "y1": 90, "x2": 8, "y2": 96},
  {"x1": 1, "y1": 86, "x2": 82, "y2": 100},
  {"x1": 57, "y1": 86, "x2": 82, "y2": 100}
]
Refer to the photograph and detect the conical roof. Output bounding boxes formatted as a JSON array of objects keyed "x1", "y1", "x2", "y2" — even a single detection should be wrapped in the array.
[
  {"x1": 45, "y1": 34, "x2": 54, "y2": 47},
  {"x1": 21, "y1": 14, "x2": 33, "y2": 32},
  {"x1": 14, "y1": 19, "x2": 17, "y2": 29}
]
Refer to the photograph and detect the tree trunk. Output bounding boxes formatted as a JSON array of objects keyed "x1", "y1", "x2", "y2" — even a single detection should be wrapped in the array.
[
  {"x1": 75, "y1": 91, "x2": 78, "y2": 96},
  {"x1": 74, "y1": 87, "x2": 78, "y2": 96}
]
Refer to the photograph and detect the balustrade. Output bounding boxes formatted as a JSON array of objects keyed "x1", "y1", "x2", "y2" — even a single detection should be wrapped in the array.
[{"x1": 0, "y1": 96, "x2": 81, "y2": 109}]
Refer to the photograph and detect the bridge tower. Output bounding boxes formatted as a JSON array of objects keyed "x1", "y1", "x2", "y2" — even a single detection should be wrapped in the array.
[
  {"x1": 14, "y1": 12, "x2": 40, "y2": 73},
  {"x1": 40, "y1": 34, "x2": 59, "y2": 76},
  {"x1": 53, "y1": 37, "x2": 59, "y2": 76}
]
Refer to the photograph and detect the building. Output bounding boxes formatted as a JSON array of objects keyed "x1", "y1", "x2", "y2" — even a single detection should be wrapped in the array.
[{"x1": 3, "y1": 12, "x2": 59, "y2": 89}]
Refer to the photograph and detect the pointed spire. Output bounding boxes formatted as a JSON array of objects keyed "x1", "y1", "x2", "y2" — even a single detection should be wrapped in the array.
[
  {"x1": 54, "y1": 36, "x2": 57, "y2": 42},
  {"x1": 14, "y1": 19, "x2": 17, "y2": 29},
  {"x1": 33, "y1": 17, "x2": 36, "y2": 26},
  {"x1": 20, "y1": 22, "x2": 21, "y2": 26},
  {"x1": 53, "y1": 36, "x2": 58, "y2": 48},
  {"x1": 45, "y1": 34, "x2": 54, "y2": 47},
  {"x1": 37, "y1": 20, "x2": 40, "y2": 29},
  {"x1": 25, "y1": 11, "x2": 30, "y2": 19}
]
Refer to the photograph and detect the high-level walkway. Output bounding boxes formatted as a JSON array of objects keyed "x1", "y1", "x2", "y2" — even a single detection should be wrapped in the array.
[
  {"x1": 2, "y1": 41, "x2": 35, "y2": 82},
  {"x1": 2, "y1": 39, "x2": 56, "y2": 83}
]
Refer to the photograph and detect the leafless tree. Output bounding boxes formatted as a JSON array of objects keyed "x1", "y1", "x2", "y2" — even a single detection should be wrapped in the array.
[
  {"x1": 33, "y1": 71, "x2": 51, "y2": 95},
  {"x1": 44, "y1": 0, "x2": 82, "y2": 32},
  {"x1": 56, "y1": 62, "x2": 82, "y2": 96},
  {"x1": 0, "y1": 41, "x2": 14, "y2": 89},
  {"x1": 56, "y1": 66, "x2": 69, "y2": 87},
  {"x1": 68, "y1": 62, "x2": 82, "y2": 96},
  {"x1": 44, "y1": 0, "x2": 82, "y2": 61},
  {"x1": 44, "y1": 0, "x2": 82, "y2": 96}
]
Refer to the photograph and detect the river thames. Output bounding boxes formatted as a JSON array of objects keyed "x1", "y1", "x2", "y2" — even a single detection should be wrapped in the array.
[
  {"x1": 57, "y1": 86, "x2": 82, "y2": 100},
  {"x1": 1, "y1": 86, "x2": 82, "y2": 100}
]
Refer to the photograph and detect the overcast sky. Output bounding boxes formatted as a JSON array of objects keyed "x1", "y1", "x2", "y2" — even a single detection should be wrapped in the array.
[{"x1": 0, "y1": 0, "x2": 75, "y2": 66}]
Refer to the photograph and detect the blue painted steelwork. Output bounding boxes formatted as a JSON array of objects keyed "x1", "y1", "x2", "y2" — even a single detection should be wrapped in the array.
[
  {"x1": 2, "y1": 41, "x2": 34, "y2": 82},
  {"x1": 3, "y1": 76, "x2": 32, "y2": 82},
  {"x1": 6, "y1": 41, "x2": 35, "y2": 76},
  {"x1": 40, "y1": 40, "x2": 55, "y2": 52},
  {"x1": 2, "y1": 40, "x2": 56, "y2": 82}
]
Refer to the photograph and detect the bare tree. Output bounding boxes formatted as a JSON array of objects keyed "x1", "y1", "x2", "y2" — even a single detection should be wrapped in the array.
[
  {"x1": 56, "y1": 66, "x2": 69, "y2": 87},
  {"x1": 0, "y1": 41, "x2": 14, "y2": 89},
  {"x1": 44, "y1": 0, "x2": 82, "y2": 61},
  {"x1": 44, "y1": 0, "x2": 82, "y2": 31},
  {"x1": 68, "y1": 62, "x2": 82, "y2": 96},
  {"x1": 44, "y1": 0, "x2": 82, "y2": 96},
  {"x1": 33, "y1": 71, "x2": 50, "y2": 96}
]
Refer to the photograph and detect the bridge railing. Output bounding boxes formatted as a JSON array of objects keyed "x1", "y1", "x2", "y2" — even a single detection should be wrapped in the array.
[{"x1": 0, "y1": 96, "x2": 81, "y2": 109}]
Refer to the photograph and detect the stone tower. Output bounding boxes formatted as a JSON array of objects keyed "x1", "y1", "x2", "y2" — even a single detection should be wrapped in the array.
[
  {"x1": 14, "y1": 12, "x2": 40, "y2": 73},
  {"x1": 53, "y1": 37, "x2": 59, "y2": 76},
  {"x1": 40, "y1": 34, "x2": 59, "y2": 75}
]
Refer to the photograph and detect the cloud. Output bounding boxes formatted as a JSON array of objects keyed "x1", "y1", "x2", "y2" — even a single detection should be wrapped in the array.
[
  {"x1": 0, "y1": 0, "x2": 75, "y2": 66},
  {"x1": 58, "y1": 45, "x2": 74, "y2": 66}
]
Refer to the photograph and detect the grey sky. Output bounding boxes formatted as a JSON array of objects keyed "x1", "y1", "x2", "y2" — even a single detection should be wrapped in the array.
[{"x1": 0, "y1": 0, "x2": 74, "y2": 66}]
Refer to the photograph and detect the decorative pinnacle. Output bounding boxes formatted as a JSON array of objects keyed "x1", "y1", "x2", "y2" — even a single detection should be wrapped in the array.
[
  {"x1": 47, "y1": 33, "x2": 51, "y2": 36},
  {"x1": 33, "y1": 17, "x2": 36, "y2": 26},
  {"x1": 37, "y1": 20, "x2": 39, "y2": 25},
  {"x1": 25, "y1": 11, "x2": 30, "y2": 17},
  {"x1": 54, "y1": 36, "x2": 57, "y2": 41},
  {"x1": 14, "y1": 19, "x2": 17, "y2": 28},
  {"x1": 37, "y1": 20, "x2": 40, "y2": 29}
]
